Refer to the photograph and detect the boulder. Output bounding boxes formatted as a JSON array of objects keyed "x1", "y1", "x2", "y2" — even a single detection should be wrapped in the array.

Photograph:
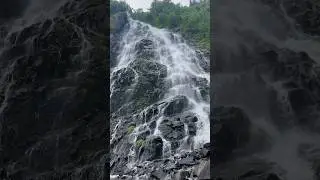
[
  {"x1": 213, "y1": 106, "x2": 251, "y2": 164},
  {"x1": 139, "y1": 136, "x2": 163, "y2": 161},
  {"x1": 159, "y1": 118, "x2": 185, "y2": 141},
  {"x1": 163, "y1": 96, "x2": 189, "y2": 117}
]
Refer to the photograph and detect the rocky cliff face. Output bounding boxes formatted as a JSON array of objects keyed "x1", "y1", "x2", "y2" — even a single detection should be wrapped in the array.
[
  {"x1": 110, "y1": 15, "x2": 210, "y2": 179},
  {"x1": 0, "y1": 0, "x2": 108, "y2": 179},
  {"x1": 213, "y1": 0, "x2": 320, "y2": 179}
]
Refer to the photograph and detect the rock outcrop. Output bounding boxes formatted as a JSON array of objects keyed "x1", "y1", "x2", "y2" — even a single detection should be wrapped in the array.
[
  {"x1": 110, "y1": 11, "x2": 210, "y2": 179},
  {"x1": 0, "y1": 0, "x2": 108, "y2": 179},
  {"x1": 212, "y1": 0, "x2": 320, "y2": 179}
]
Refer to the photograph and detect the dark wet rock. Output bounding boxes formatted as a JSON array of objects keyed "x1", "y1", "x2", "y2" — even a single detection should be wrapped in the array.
[
  {"x1": 144, "y1": 105, "x2": 160, "y2": 122},
  {"x1": 0, "y1": 168, "x2": 7, "y2": 179},
  {"x1": 195, "y1": 50, "x2": 210, "y2": 72},
  {"x1": 163, "y1": 96, "x2": 189, "y2": 117},
  {"x1": 150, "y1": 169, "x2": 166, "y2": 180},
  {"x1": 112, "y1": 68, "x2": 136, "y2": 89},
  {"x1": 0, "y1": 0, "x2": 108, "y2": 179},
  {"x1": 266, "y1": 173, "x2": 282, "y2": 180},
  {"x1": 139, "y1": 136, "x2": 163, "y2": 161},
  {"x1": 184, "y1": 114, "x2": 199, "y2": 123},
  {"x1": 200, "y1": 148, "x2": 210, "y2": 158},
  {"x1": 183, "y1": 115, "x2": 198, "y2": 136},
  {"x1": 137, "y1": 131, "x2": 151, "y2": 141},
  {"x1": 171, "y1": 141, "x2": 180, "y2": 152},
  {"x1": 213, "y1": 0, "x2": 320, "y2": 179},
  {"x1": 203, "y1": 142, "x2": 210, "y2": 149},
  {"x1": 177, "y1": 156, "x2": 197, "y2": 167},
  {"x1": 282, "y1": 0, "x2": 320, "y2": 36},
  {"x1": 149, "y1": 120, "x2": 157, "y2": 130},
  {"x1": 214, "y1": 107, "x2": 251, "y2": 164},
  {"x1": 194, "y1": 160, "x2": 210, "y2": 179},
  {"x1": 192, "y1": 77, "x2": 208, "y2": 86},
  {"x1": 288, "y1": 88, "x2": 315, "y2": 113},
  {"x1": 130, "y1": 58, "x2": 167, "y2": 78},
  {"x1": 187, "y1": 122, "x2": 197, "y2": 136},
  {"x1": 111, "y1": 12, "x2": 128, "y2": 33},
  {"x1": 110, "y1": 12, "x2": 128, "y2": 69},
  {"x1": 135, "y1": 39, "x2": 155, "y2": 58},
  {"x1": 118, "y1": 59, "x2": 167, "y2": 113},
  {"x1": 159, "y1": 118, "x2": 185, "y2": 141},
  {"x1": 109, "y1": 2, "x2": 210, "y2": 179},
  {"x1": 110, "y1": 68, "x2": 136, "y2": 113},
  {"x1": 191, "y1": 77, "x2": 209, "y2": 100},
  {"x1": 111, "y1": 56, "x2": 167, "y2": 115},
  {"x1": 175, "y1": 170, "x2": 191, "y2": 180},
  {"x1": 114, "y1": 146, "x2": 210, "y2": 179}
]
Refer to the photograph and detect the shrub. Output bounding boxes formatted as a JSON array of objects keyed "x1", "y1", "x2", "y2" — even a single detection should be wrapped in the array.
[
  {"x1": 127, "y1": 125, "x2": 136, "y2": 134},
  {"x1": 136, "y1": 139, "x2": 145, "y2": 148}
]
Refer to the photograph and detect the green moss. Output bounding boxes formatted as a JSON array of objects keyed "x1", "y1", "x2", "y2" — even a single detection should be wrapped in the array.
[
  {"x1": 136, "y1": 139, "x2": 145, "y2": 148},
  {"x1": 127, "y1": 125, "x2": 136, "y2": 134}
]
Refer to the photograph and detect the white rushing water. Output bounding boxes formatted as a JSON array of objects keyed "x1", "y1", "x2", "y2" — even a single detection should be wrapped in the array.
[{"x1": 110, "y1": 17, "x2": 210, "y2": 167}]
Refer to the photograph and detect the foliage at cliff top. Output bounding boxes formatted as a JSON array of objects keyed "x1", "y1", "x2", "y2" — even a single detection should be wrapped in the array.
[
  {"x1": 132, "y1": 0, "x2": 210, "y2": 51},
  {"x1": 110, "y1": 0, "x2": 132, "y2": 15},
  {"x1": 110, "y1": 0, "x2": 210, "y2": 51}
]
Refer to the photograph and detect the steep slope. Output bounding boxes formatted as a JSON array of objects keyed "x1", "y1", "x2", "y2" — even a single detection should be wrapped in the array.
[
  {"x1": 110, "y1": 15, "x2": 210, "y2": 179},
  {"x1": 212, "y1": 0, "x2": 320, "y2": 179},
  {"x1": 0, "y1": 0, "x2": 108, "y2": 179}
]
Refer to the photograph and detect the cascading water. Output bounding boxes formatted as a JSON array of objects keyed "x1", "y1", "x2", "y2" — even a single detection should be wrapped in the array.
[{"x1": 110, "y1": 17, "x2": 210, "y2": 178}]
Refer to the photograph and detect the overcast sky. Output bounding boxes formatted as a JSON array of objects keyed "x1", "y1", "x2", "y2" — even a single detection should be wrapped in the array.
[{"x1": 122, "y1": 0, "x2": 190, "y2": 11}]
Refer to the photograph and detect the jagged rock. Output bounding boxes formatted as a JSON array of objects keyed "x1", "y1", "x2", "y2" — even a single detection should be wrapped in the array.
[
  {"x1": 0, "y1": 0, "x2": 108, "y2": 179},
  {"x1": 163, "y1": 96, "x2": 189, "y2": 117},
  {"x1": 282, "y1": 0, "x2": 320, "y2": 36},
  {"x1": 149, "y1": 120, "x2": 157, "y2": 130},
  {"x1": 288, "y1": 88, "x2": 315, "y2": 113},
  {"x1": 150, "y1": 169, "x2": 166, "y2": 180},
  {"x1": 159, "y1": 118, "x2": 185, "y2": 141},
  {"x1": 145, "y1": 106, "x2": 159, "y2": 122},
  {"x1": 195, "y1": 50, "x2": 210, "y2": 72},
  {"x1": 135, "y1": 39, "x2": 155, "y2": 58},
  {"x1": 137, "y1": 131, "x2": 151, "y2": 141},
  {"x1": 175, "y1": 170, "x2": 191, "y2": 180},
  {"x1": 214, "y1": 107, "x2": 251, "y2": 164},
  {"x1": 109, "y1": 1, "x2": 210, "y2": 178},
  {"x1": 183, "y1": 114, "x2": 198, "y2": 136},
  {"x1": 187, "y1": 122, "x2": 197, "y2": 136},
  {"x1": 213, "y1": 0, "x2": 320, "y2": 179},
  {"x1": 111, "y1": 58, "x2": 168, "y2": 114},
  {"x1": 130, "y1": 58, "x2": 167, "y2": 78},
  {"x1": 139, "y1": 136, "x2": 163, "y2": 161},
  {"x1": 112, "y1": 68, "x2": 136, "y2": 89},
  {"x1": 111, "y1": 12, "x2": 128, "y2": 32},
  {"x1": 194, "y1": 160, "x2": 210, "y2": 179},
  {"x1": 177, "y1": 156, "x2": 197, "y2": 167},
  {"x1": 110, "y1": 68, "x2": 136, "y2": 113}
]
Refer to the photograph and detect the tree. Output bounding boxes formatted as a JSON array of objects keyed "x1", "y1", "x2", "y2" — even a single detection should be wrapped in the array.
[
  {"x1": 110, "y1": 0, "x2": 132, "y2": 15},
  {"x1": 132, "y1": 0, "x2": 210, "y2": 50}
]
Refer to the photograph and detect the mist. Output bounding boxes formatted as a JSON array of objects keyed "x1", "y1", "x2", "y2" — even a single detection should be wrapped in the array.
[{"x1": 212, "y1": 0, "x2": 320, "y2": 179}]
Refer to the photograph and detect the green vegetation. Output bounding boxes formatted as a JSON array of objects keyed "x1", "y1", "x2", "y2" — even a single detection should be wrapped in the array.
[
  {"x1": 136, "y1": 139, "x2": 145, "y2": 148},
  {"x1": 127, "y1": 124, "x2": 136, "y2": 134},
  {"x1": 132, "y1": 0, "x2": 210, "y2": 50},
  {"x1": 110, "y1": 0, "x2": 132, "y2": 15},
  {"x1": 110, "y1": 0, "x2": 210, "y2": 50}
]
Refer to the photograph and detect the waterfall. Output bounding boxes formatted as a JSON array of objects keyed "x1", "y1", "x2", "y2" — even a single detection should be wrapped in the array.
[{"x1": 110, "y1": 17, "x2": 210, "y2": 177}]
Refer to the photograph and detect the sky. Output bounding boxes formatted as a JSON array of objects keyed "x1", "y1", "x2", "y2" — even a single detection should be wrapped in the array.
[{"x1": 121, "y1": 0, "x2": 190, "y2": 11}]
